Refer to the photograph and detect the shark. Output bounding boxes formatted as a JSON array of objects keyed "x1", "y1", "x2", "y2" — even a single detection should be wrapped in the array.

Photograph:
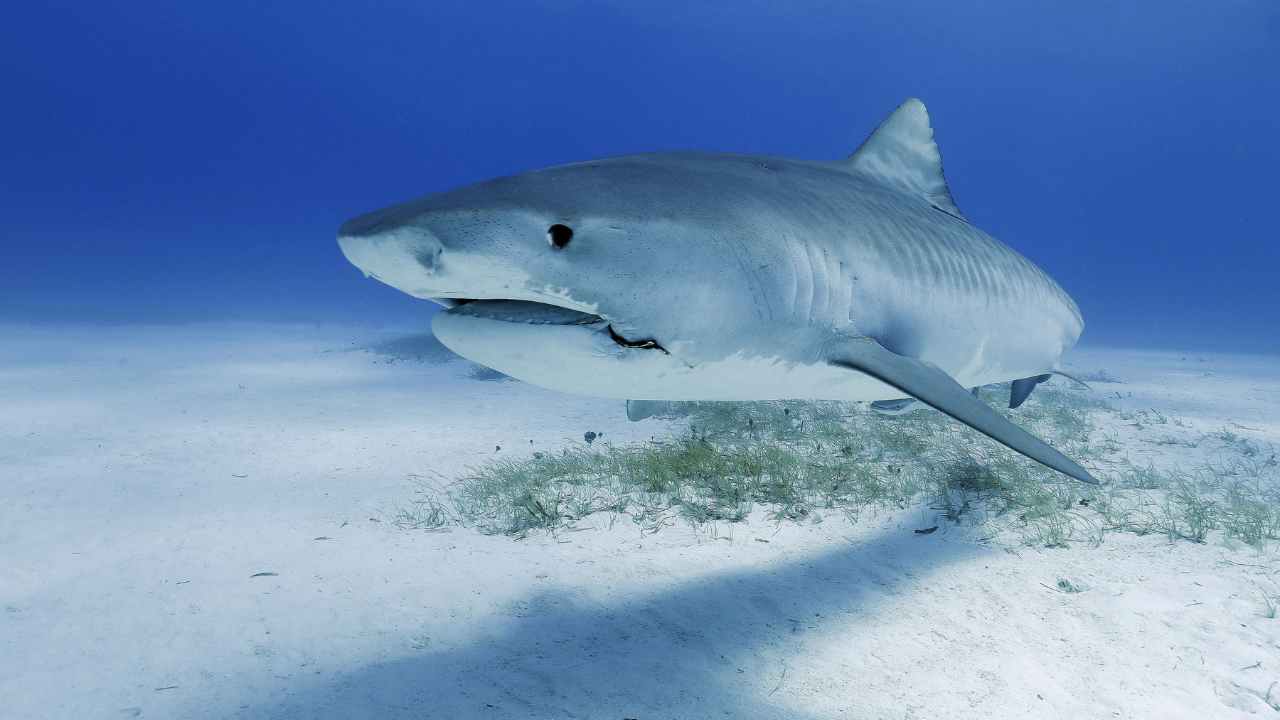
[{"x1": 337, "y1": 99, "x2": 1097, "y2": 484}]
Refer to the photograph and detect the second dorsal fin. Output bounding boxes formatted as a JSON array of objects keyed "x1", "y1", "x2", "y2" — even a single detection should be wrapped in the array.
[{"x1": 845, "y1": 98, "x2": 965, "y2": 220}]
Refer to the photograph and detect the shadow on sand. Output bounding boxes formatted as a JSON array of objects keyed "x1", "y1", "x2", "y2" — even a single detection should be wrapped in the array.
[
  {"x1": 233, "y1": 523, "x2": 986, "y2": 719},
  {"x1": 363, "y1": 333, "x2": 458, "y2": 365},
  {"x1": 363, "y1": 332, "x2": 512, "y2": 382}
]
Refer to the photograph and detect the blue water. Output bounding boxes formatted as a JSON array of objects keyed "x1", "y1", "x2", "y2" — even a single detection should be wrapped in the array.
[{"x1": 3, "y1": 1, "x2": 1278, "y2": 351}]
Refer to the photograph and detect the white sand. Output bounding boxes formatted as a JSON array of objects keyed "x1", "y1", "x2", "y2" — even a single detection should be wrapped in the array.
[{"x1": 2, "y1": 324, "x2": 1277, "y2": 719}]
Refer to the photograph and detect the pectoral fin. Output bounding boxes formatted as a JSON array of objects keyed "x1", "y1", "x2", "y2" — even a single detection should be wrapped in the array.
[
  {"x1": 1009, "y1": 374, "x2": 1052, "y2": 409},
  {"x1": 827, "y1": 337, "x2": 1098, "y2": 484}
]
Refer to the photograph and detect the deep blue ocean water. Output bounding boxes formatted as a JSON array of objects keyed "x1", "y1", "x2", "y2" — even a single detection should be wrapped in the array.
[{"x1": 3, "y1": 1, "x2": 1277, "y2": 351}]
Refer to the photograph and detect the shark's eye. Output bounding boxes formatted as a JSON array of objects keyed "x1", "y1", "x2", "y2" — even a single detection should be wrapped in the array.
[{"x1": 547, "y1": 224, "x2": 573, "y2": 249}]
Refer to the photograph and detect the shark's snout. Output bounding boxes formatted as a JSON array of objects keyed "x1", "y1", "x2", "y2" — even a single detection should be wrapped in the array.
[{"x1": 337, "y1": 224, "x2": 445, "y2": 295}]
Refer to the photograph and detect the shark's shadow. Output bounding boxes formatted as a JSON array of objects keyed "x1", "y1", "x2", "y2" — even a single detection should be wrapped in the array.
[
  {"x1": 362, "y1": 332, "x2": 457, "y2": 365},
  {"x1": 362, "y1": 332, "x2": 512, "y2": 382},
  {"x1": 242, "y1": 524, "x2": 984, "y2": 720}
]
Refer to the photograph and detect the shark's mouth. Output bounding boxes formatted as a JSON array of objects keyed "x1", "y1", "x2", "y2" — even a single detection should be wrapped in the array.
[{"x1": 439, "y1": 299, "x2": 669, "y2": 353}]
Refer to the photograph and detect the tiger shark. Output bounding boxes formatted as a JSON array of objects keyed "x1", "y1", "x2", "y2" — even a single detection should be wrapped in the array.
[{"x1": 338, "y1": 99, "x2": 1097, "y2": 483}]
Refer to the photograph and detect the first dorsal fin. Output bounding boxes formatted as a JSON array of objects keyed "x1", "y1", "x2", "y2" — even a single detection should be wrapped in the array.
[{"x1": 845, "y1": 98, "x2": 965, "y2": 220}]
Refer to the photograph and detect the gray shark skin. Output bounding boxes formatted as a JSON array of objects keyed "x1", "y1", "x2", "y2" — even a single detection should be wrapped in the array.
[{"x1": 338, "y1": 99, "x2": 1096, "y2": 483}]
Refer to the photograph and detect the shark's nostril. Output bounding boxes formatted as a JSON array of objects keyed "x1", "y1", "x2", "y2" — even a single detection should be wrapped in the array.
[{"x1": 415, "y1": 245, "x2": 444, "y2": 271}]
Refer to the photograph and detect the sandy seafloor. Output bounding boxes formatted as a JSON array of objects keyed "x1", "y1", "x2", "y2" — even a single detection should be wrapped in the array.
[{"x1": 2, "y1": 323, "x2": 1278, "y2": 720}]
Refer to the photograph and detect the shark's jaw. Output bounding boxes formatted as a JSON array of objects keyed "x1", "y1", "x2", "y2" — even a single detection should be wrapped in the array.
[
  {"x1": 436, "y1": 299, "x2": 669, "y2": 354},
  {"x1": 430, "y1": 298, "x2": 691, "y2": 399}
]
